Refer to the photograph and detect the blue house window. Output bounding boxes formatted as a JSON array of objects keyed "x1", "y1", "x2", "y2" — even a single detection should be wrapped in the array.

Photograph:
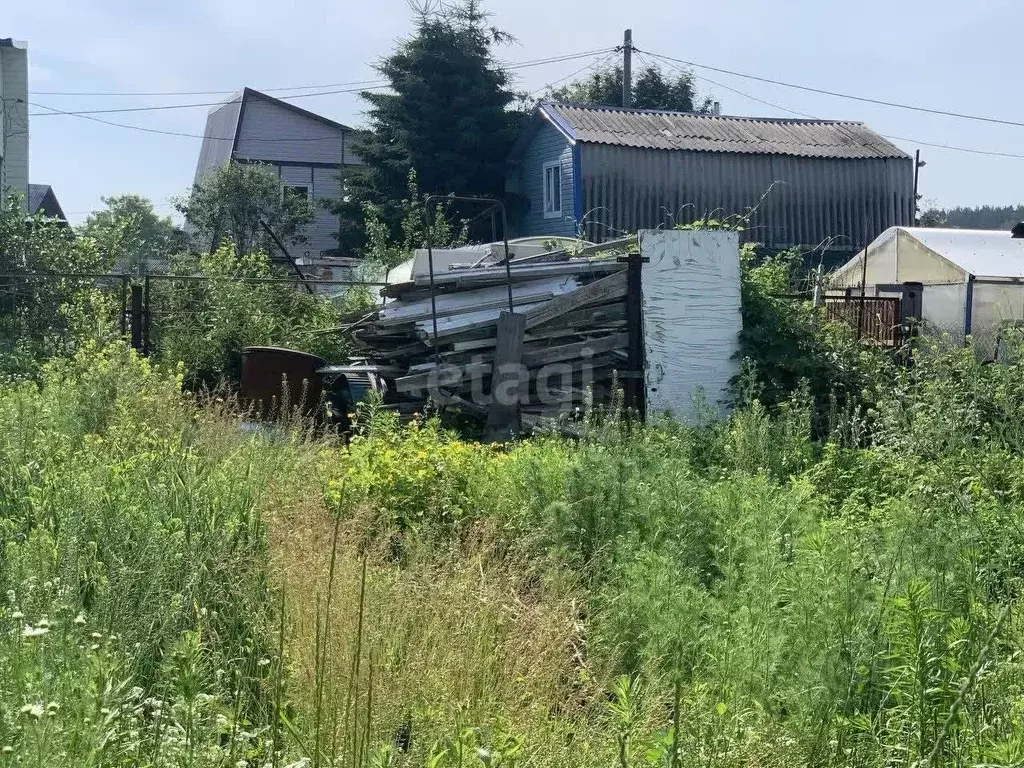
[{"x1": 543, "y1": 161, "x2": 562, "y2": 219}]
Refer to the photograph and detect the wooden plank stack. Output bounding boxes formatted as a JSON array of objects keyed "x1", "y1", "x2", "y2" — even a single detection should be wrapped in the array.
[{"x1": 350, "y1": 238, "x2": 635, "y2": 426}]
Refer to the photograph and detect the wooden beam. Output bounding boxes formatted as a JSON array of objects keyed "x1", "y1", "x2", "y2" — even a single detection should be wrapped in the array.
[
  {"x1": 521, "y1": 332, "x2": 629, "y2": 367},
  {"x1": 521, "y1": 271, "x2": 627, "y2": 330},
  {"x1": 484, "y1": 311, "x2": 527, "y2": 443},
  {"x1": 395, "y1": 360, "x2": 492, "y2": 393}
]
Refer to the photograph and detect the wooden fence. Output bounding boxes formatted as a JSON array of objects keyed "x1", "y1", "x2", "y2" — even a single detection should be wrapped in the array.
[{"x1": 825, "y1": 296, "x2": 902, "y2": 347}]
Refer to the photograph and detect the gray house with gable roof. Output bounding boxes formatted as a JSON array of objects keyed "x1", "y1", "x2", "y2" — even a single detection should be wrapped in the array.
[{"x1": 192, "y1": 87, "x2": 362, "y2": 282}]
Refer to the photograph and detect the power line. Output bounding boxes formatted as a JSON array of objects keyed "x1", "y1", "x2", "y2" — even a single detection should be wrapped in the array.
[
  {"x1": 26, "y1": 48, "x2": 620, "y2": 140},
  {"x1": 30, "y1": 84, "x2": 390, "y2": 117},
  {"x1": 638, "y1": 47, "x2": 1024, "y2": 130},
  {"x1": 528, "y1": 51, "x2": 619, "y2": 98},
  {"x1": 33, "y1": 79, "x2": 389, "y2": 97},
  {"x1": 504, "y1": 48, "x2": 617, "y2": 70},
  {"x1": 30, "y1": 48, "x2": 617, "y2": 100},
  {"x1": 881, "y1": 135, "x2": 1024, "y2": 161},
  {"x1": 28, "y1": 101, "x2": 355, "y2": 141},
  {"x1": 642, "y1": 51, "x2": 817, "y2": 118},
  {"x1": 646, "y1": 51, "x2": 1024, "y2": 162}
]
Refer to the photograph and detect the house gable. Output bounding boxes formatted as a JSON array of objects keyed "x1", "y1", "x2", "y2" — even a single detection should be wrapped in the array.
[
  {"x1": 193, "y1": 97, "x2": 242, "y2": 183},
  {"x1": 508, "y1": 119, "x2": 577, "y2": 238},
  {"x1": 234, "y1": 89, "x2": 356, "y2": 166}
]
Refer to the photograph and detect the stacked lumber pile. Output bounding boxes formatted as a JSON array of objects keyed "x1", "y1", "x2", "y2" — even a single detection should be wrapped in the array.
[{"x1": 352, "y1": 238, "x2": 634, "y2": 427}]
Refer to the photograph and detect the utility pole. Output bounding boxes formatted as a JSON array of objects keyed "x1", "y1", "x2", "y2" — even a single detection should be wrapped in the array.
[
  {"x1": 622, "y1": 29, "x2": 632, "y2": 108},
  {"x1": 912, "y1": 149, "x2": 925, "y2": 226}
]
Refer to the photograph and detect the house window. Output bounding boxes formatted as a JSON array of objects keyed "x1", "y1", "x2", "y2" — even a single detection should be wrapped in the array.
[
  {"x1": 283, "y1": 184, "x2": 309, "y2": 202},
  {"x1": 542, "y1": 161, "x2": 562, "y2": 219}
]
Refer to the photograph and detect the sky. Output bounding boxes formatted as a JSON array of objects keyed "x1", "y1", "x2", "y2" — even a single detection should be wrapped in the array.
[{"x1": 6, "y1": 0, "x2": 1023, "y2": 225}]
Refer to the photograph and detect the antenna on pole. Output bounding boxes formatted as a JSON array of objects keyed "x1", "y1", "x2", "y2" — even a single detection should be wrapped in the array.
[{"x1": 622, "y1": 29, "x2": 632, "y2": 108}]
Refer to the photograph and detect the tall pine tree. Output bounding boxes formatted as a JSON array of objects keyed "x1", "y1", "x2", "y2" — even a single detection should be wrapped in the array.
[{"x1": 335, "y1": 0, "x2": 522, "y2": 251}]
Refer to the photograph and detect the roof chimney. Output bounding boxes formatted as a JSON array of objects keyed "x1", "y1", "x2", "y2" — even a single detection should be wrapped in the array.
[
  {"x1": 712, "y1": 101, "x2": 721, "y2": 116},
  {"x1": 1012, "y1": 222, "x2": 1024, "y2": 239}
]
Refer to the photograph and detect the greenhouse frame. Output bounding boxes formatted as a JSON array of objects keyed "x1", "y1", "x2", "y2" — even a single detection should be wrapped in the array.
[{"x1": 830, "y1": 226, "x2": 1024, "y2": 360}]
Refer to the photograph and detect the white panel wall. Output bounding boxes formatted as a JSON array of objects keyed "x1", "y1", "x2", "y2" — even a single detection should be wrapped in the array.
[
  {"x1": 920, "y1": 283, "x2": 967, "y2": 346},
  {"x1": 0, "y1": 42, "x2": 29, "y2": 209},
  {"x1": 640, "y1": 229, "x2": 743, "y2": 422},
  {"x1": 971, "y1": 282, "x2": 1024, "y2": 361}
]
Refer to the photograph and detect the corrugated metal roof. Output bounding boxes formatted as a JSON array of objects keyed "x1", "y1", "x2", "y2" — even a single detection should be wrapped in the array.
[
  {"x1": 903, "y1": 227, "x2": 1024, "y2": 279},
  {"x1": 541, "y1": 102, "x2": 910, "y2": 160}
]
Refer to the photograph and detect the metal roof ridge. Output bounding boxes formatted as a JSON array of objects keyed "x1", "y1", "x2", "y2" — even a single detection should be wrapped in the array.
[{"x1": 541, "y1": 100, "x2": 860, "y2": 125}]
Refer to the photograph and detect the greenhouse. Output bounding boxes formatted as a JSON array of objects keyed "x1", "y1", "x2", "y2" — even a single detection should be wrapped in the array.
[{"x1": 830, "y1": 226, "x2": 1024, "y2": 360}]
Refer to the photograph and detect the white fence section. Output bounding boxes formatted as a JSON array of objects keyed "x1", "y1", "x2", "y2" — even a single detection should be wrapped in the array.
[{"x1": 640, "y1": 229, "x2": 742, "y2": 422}]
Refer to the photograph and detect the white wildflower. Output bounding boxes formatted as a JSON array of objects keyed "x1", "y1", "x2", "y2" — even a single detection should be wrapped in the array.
[
  {"x1": 257, "y1": 658, "x2": 271, "y2": 668},
  {"x1": 90, "y1": 632, "x2": 103, "y2": 639},
  {"x1": 73, "y1": 613, "x2": 86, "y2": 626},
  {"x1": 19, "y1": 704, "x2": 44, "y2": 719},
  {"x1": 21, "y1": 625, "x2": 49, "y2": 638},
  {"x1": 10, "y1": 611, "x2": 23, "y2": 620}
]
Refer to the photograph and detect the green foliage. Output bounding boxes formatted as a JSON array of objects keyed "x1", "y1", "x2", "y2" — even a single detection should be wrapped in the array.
[
  {"x1": 13, "y1": 254, "x2": 1024, "y2": 766},
  {"x1": 150, "y1": 243, "x2": 352, "y2": 389},
  {"x1": 78, "y1": 194, "x2": 186, "y2": 275},
  {"x1": 737, "y1": 245, "x2": 890, "y2": 434},
  {"x1": 0, "y1": 343, "x2": 305, "y2": 765},
  {"x1": 549, "y1": 63, "x2": 713, "y2": 113},
  {"x1": 362, "y1": 169, "x2": 468, "y2": 272},
  {"x1": 920, "y1": 203, "x2": 1024, "y2": 231},
  {"x1": 336, "y1": 0, "x2": 522, "y2": 251},
  {"x1": 177, "y1": 161, "x2": 314, "y2": 256},
  {"x1": 0, "y1": 195, "x2": 117, "y2": 375}
]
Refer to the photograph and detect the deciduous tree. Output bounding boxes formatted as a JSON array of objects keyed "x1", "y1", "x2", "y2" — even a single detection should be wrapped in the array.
[
  {"x1": 177, "y1": 162, "x2": 313, "y2": 257},
  {"x1": 79, "y1": 194, "x2": 186, "y2": 275}
]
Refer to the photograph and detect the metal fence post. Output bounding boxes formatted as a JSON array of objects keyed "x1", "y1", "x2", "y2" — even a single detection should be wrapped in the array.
[
  {"x1": 143, "y1": 275, "x2": 151, "y2": 356},
  {"x1": 130, "y1": 285, "x2": 143, "y2": 351},
  {"x1": 120, "y1": 276, "x2": 128, "y2": 337},
  {"x1": 625, "y1": 248, "x2": 646, "y2": 421}
]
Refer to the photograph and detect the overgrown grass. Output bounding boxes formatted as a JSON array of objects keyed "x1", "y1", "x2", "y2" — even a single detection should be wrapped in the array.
[{"x1": 5, "y1": 339, "x2": 1024, "y2": 766}]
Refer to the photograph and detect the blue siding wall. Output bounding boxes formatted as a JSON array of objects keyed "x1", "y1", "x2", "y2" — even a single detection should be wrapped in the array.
[{"x1": 510, "y1": 122, "x2": 576, "y2": 238}]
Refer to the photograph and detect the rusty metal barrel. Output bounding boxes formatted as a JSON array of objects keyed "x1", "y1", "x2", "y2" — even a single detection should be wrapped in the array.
[{"x1": 239, "y1": 346, "x2": 326, "y2": 419}]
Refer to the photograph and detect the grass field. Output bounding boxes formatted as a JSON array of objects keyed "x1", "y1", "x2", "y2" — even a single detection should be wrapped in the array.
[{"x1": 3, "y1": 341, "x2": 1024, "y2": 767}]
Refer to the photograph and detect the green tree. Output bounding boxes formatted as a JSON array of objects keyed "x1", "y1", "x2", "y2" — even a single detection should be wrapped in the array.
[
  {"x1": 332, "y1": 0, "x2": 522, "y2": 251},
  {"x1": 177, "y1": 162, "x2": 314, "y2": 257},
  {"x1": 362, "y1": 169, "x2": 468, "y2": 271},
  {"x1": 918, "y1": 203, "x2": 1024, "y2": 231},
  {"x1": 79, "y1": 194, "x2": 187, "y2": 275},
  {"x1": 549, "y1": 63, "x2": 713, "y2": 113},
  {"x1": 0, "y1": 193, "x2": 115, "y2": 373},
  {"x1": 150, "y1": 243, "x2": 350, "y2": 389}
]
